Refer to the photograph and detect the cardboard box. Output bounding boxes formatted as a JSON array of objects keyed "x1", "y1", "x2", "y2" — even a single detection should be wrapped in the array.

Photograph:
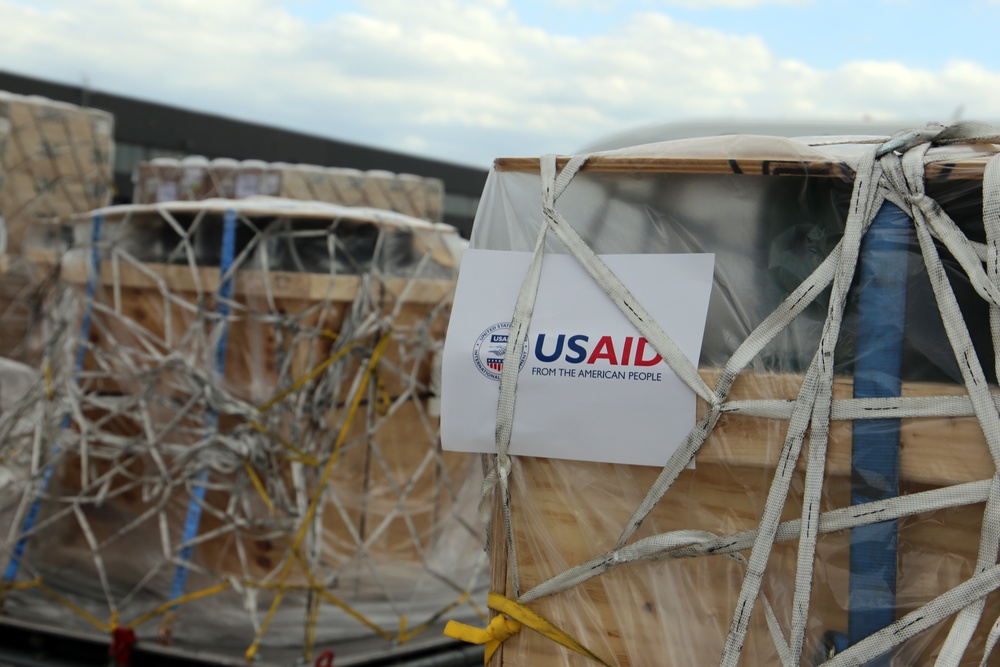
[{"x1": 133, "y1": 159, "x2": 445, "y2": 222}]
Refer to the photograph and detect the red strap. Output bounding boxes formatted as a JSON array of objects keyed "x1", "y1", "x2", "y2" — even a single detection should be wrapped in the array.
[
  {"x1": 109, "y1": 627, "x2": 137, "y2": 666},
  {"x1": 315, "y1": 649, "x2": 335, "y2": 667}
]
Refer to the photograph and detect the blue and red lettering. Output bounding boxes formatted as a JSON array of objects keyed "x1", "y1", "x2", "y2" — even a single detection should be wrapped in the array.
[
  {"x1": 587, "y1": 336, "x2": 618, "y2": 365},
  {"x1": 634, "y1": 338, "x2": 662, "y2": 366},
  {"x1": 531, "y1": 333, "x2": 662, "y2": 366},
  {"x1": 565, "y1": 335, "x2": 588, "y2": 364},
  {"x1": 534, "y1": 334, "x2": 564, "y2": 362}
]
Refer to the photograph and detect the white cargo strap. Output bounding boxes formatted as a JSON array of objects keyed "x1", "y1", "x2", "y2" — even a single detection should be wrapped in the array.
[
  {"x1": 923, "y1": 149, "x2": 1000, "y2": 667},
  {"x1": 485, "y1": 122, "x2": 1000, "y2": 665},
  {"x1": 520, "y1": 479, "x2": 992, "y2": 603},
  {"x1": 480, "y1": 154, "x2": 588, "y2": 597}
]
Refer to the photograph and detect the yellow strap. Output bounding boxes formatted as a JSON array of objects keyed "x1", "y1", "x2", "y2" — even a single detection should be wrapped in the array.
[
  {"x1": 127, "y1": 581, "x2": 231, "y2": 630},
  {"x1": 304, "y1": 591, "x2": 321, "y2": 662},
  {"x1": 43, "y1": 361, "x2": 53, "y2": 400},
  {"x1": 0, "y1": 577, "x2": 41, "y2": 592},
  {"x1": 242, "y1": 459, "x2": 276, "y2": 516},
  {"x1": 243, "y1": 581, "x2": 313, "y2": 591},
  {"x1": 257, "y1": 340, "x2": 357, "y2": 413},
  {"x1": 290, "y1": 332, "x2": 392, "y2": 550},
  {"x1": 248, "y1": 421, "x2": 321, "y2": 467},
  {"x1": 315, "y1": 587, "x2": 394, "y2": 641},
  {"x1": 244, "y1": 333, "x2": 393, "y2": 663},
  {"x1": 36, "y1": 582, "x2": 109, "y2": 633},
  {"x1": 373, "y1": 370, "x2": 393, "y2": 416},
  {"x1": 5, "y1": 579, "x2": 110, "y2": 634},
  {"x1": 445, "y1": 614, "x2": 520, "y2": 664},
  {"x1": 444, "y1": 592, "x2": 611, "y2": 666},
  {"x1": 398, "y1": 591, "x2": 477, "y2": 644},
  {"x1": 292, "y1": 548, "x2": 393, "y2": 641}
]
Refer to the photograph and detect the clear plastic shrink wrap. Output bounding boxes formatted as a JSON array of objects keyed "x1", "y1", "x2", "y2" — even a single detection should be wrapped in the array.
[
  {"x1": 457, "y1": 129, "x2": 1000, "y2": 665},
  {"x1": 0, "y1": 198, "x2": 487, "y2": 660}
]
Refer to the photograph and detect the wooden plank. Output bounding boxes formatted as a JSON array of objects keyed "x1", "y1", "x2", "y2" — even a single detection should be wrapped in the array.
[
  {"x1": 25, "y1": 247, "x2": 455, "y2": 305},
  {"x1": 494, "y1": 156, "x2": 855, "y2": 178},
  {"x1": 695, "y1": 369, "x2": 991, "y2": 487},
  {"x1": 488, "y1": 476, "x2": 510, "y2": 667},
  {"x1": 493, "y1": 156, "x2": 990, "y2": 181}
]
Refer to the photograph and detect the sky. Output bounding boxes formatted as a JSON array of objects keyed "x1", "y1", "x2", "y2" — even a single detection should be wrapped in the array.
[{"x1": 1, "y1": 0, "x2": 999, "y2": 168}]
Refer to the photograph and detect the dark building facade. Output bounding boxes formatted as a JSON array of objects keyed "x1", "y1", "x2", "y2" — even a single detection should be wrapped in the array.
[{"x1": 0, "y1": 70, "x2": 487, "y2": 236}]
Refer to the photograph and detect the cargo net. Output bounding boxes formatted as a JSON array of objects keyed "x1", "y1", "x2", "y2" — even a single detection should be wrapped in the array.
[
  {"x1": 0, "y1": 199, "x2": 487, "y2": 661},
  {"x1": 471, "y1": 126, "x2": 1000, "y2": 666}
]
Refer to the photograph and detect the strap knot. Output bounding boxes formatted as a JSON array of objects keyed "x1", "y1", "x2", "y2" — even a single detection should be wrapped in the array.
[
  {"x1": 444, "y1": 614, "x2": 521, "y2": 663},
  {"x1": 444, "y1": 592, "x2": 611, "y2": 665},
  {"x1": 488, "y1": 615, "x2": 522, "y2": 643}
]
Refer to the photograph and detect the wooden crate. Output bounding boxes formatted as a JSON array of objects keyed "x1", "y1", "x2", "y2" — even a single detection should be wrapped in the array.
[
  {"x1": 25, "y1": 202, "x2": 473, "y2": 593},
  {"x1": 477, "y1": 150, "x2": 999, "y2": 665}
]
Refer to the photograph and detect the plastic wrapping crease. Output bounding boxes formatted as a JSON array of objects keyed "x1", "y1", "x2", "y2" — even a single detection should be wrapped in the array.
[
  {"x1": 0, "y1": 199, "x2": 487, "y2": 659},
  {"x1": 461, "y1": 129, "x2": 1000, "y2": 666}
]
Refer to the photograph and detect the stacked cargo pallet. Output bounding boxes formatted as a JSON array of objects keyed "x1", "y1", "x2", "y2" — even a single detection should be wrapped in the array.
[
  {"x1": 0, "y1": 199, "x2": 485, "y2": 663},
  {"x1": 133, "y1": 157, "x2": 445, "y2": 222},
  {"x1": 0, "y1": 91, "x2": 114, "y2": 361}
]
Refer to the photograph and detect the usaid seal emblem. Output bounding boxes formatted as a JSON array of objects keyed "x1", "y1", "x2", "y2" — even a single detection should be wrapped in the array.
[{"x1": 473, "y1": 322, "x2": 527, "y2": 381}]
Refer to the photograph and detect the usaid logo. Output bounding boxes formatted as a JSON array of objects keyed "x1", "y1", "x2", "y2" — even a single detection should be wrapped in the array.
[{"x1": 473, "y1": 322, "x2": 528, "y2": 381}]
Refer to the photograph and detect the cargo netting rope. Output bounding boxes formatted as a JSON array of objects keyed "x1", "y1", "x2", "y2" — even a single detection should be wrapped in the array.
[
  {"x1": 461, "y1": 123, "x2": 1000, "y2": 666},
  {"x1": 0, "y1": 201, "x2": 487, "y2": 662}
]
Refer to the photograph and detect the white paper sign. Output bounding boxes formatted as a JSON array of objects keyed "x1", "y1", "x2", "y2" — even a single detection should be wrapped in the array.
[{"x1": 441, "y1": 249, "x2": 715, "y2": 467}]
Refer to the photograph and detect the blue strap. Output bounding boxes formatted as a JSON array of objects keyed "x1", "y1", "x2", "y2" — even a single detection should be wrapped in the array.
[
  {"x1": 848, "y1": 202, "x2": 909, "y2": 659},
  {"x1": 4, "y1": 211, "x2": 104, "y2": 582},
  {"x1": 168, "y1": 208, "x2": 237, "y2": 604}
]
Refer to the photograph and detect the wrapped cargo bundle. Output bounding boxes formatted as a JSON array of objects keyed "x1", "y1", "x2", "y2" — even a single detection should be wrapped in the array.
[
  {"x1": 0, "y1": 91, "x2": 114, "y2": 361},
  {"x1": 440, "y1": 126, "x2": 1000, "y2": 665},
  {"x1": 133, "y1": 159, "x2": 445, "y2": 222},
  {"x1": 0, "y1": 198, "x2": 485, "y2": 661},
  {"x1": 0, "y1": 91, "x2": 114, "y2": 251}
]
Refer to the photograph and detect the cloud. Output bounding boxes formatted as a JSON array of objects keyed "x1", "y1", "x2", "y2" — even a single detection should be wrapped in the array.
[
  {"x1": 548, "y1": 0, "x2": 811, "y2": 8},
  {"x1": 655, "y1": 0, "x2": 812, "y2": 6},
  {"x1": 0, "y1": 0, "x2": 995, "y2": 167}
]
